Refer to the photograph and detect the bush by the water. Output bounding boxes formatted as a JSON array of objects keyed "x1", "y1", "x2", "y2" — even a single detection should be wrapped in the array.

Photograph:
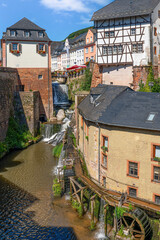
[
  {"x1": 52, "y1": 143, "x2": 63, "y2": 157},
  {"x1": 0, "y1": 117, "x2": 38, "y2": 157},
  {"x1": 52, "y1": 178, "x2": 62, "y2": 197}
]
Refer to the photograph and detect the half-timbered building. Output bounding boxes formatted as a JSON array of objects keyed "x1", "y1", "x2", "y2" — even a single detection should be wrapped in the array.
[{"x1": 91, "y1": 0, "x2": 160, "y2": 89}]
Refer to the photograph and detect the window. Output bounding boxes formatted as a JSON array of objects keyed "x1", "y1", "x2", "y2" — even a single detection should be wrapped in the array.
[
  {"x1": 158, "y1": 10, "x2": 160, "y2": 18},
  {"x1": 105, "y1": 31, "x2": 115, "y2": 38},
  {"x1": 103, "y1": 46, "x2": 107, "y2": 55},
  {"x1": 138, "y1": 44, "x2": 143, "y2": 53},
  {"x1": 128, "y1": 161, "x2": 138, "y2": 177},
  {"x1": 12, "y1": 43, "x2": 18, "y2": 50},
  {"x1": 91, "y1": 46, "x2": 94, "y2": 52},
  {"x1": 118, "y1": 45, "x2": 122, "y2": 54},
  {"x1": 128, "y1": 187, "x2": 137, "y2": 197},
  {"x1": 38, "y1": 75, "x2": 43, "y2": 80},
  {"x1": 147, "y1": 113, "x2": 156, "y2": 121},
  {"x1": 86, "y1": 57, "x2": 89, "y2": 62},
  {"x1": 38, "y1": 32, "x2": 43, "y2": 37},
  {"x1": 39, "y1": 44, "x2": 44, "y2": 51},
  {"x1": 154, "y1": 27, "x2": 157, "y2": 36},
  {"x1": 154, "y1": 195, "x2": 160, "y2": 205},
  {"x1": 132, "y1": 44, "x2": 137, "y2": 53},
  {"x1": 10, "y1": 30, "x2": 16, "y2": 36},
  {"x1": 87, "y1": 38, "x2": 89, "y2": 43},
  {"x1": 86, "y1": 48, "x2": 88, "y2": 53},
  {"x1": 90, "y1": 36, "x2": 93, "y2": 42},
  {"x1": 131, "y1": 28, "x2": 136, "y2": 35},
  {"x1": 105, "y1": 31, "x2": 110, "y2": 38},
  {"x1": 102, "y1": 154, "x2": 107, "y2": 168},
  {"x1": 102, "y1": 136, "x2": 108, "y2": 149},
  {"x1": 24, "y1": 31, "x2": 30, "y2": 37},
  {"x1": 153, "y1": 166, "x2": 160, "y2": 182},
  {"x1": 152, "y1": 144, "x2": 160, "y2": 161},
  {"x1": 110, "y1": 31, "x2": 115, "y2": 37},
  {"x1": 108, "y1": 46, "x2": 112, "y2": 55},
  {"x1": 113, "y1": 46, "x2": 117, "y2": 54},
  {"x1": 102, "y1": 177, "x2": 106, "y2": 188},
  {"x1": 91, "y1": 56, "x2": 94, "y2": 60}
]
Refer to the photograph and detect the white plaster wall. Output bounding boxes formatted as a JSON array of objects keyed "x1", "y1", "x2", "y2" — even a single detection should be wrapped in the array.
[
  {"x1": 96, "y1": 16, "x2": 151, "y2": 66},
  {"x1": 76, "y1": 48, "x2": 84, "y2": 65},
  {"x1": 152, "y1": 2, "x2": 160, "y2": 65},
  {"x1": 102, "y1": 65, "x2": 133, "y2": 86},
  {"x1": 51, "y1": 56, "x2": 58, "y2": 71},
  {"x1": 7, "y1": 42, "x2": 48, "y2": 68}
]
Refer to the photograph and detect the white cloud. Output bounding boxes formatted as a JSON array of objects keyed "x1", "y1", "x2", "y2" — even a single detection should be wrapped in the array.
[
  {"x1": 40, "y1": 0, "x2": 89, "y2": 13},
  {"x1": 2, "y1": 3, "x2": 7, "y2": 7},
  {"x1": 80, "y1": 16, "x2": 92, "y2": 24}
]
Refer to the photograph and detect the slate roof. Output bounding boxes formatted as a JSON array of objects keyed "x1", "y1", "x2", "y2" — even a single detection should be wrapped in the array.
[
  {"x1": 51, "y1": 41, "x2": 65, "y2": 56},
  {"x1": 3, "y1": 18, "x2": 50, "y2": 42},
  {"x1": 78, "y1": 84, "x2": 160, "y2": 131},
  {"x1": 91, "y1": 0, "x2": 160, "y2": 21},
  {"x1": 7, "y1": 17, "x2": 45, "y2": 31}
]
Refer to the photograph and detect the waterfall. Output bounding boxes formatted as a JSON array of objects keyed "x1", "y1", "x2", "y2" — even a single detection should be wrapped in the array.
[
  {"x1": 42, "y1": 117, "x2": 71, "y2": 146},
  {"x1": 95, "y1": 199, "x2": 109, "y2": 240},
  {"x1": 52, "y1": 82, "x2": 70, "y2": 107}
]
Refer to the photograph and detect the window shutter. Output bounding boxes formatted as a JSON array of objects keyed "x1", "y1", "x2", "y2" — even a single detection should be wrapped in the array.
[
  {"x1": 45, "y1": 44, "x2": 48, "y2": 53},
  {"x1": 19, "y1": 44, "x2": 22, "y2": 53},
  {"x1": 36, "y1": 44, "x2": 39, "y2": 53},
  {"x1": 153, "y1": 145, "x2": 156, "y2": 158},
  {"x1": 9, "y1": 43, "x2": 12, "y2": 52}
]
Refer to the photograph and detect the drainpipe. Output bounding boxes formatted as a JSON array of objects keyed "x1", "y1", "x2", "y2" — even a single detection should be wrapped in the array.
[
  {"x1": 150, "y1": 13, "x2": 153, "y2": 65},
  {"x1": 48, "y1": 41, "x2": 50, "y2": 120},
  {"x1": 96, "y1": 122, "x2": 101, "y2": 183}
]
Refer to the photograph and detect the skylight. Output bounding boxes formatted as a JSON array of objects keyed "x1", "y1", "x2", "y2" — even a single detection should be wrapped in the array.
[{"x1": 147, "y1": 113, "x2": 156, "y2": 121}]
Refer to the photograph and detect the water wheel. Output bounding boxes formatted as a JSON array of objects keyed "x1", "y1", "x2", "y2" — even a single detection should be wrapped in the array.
[{"x1": 119, "y1": 208, "x2": 152, "y2": 240}]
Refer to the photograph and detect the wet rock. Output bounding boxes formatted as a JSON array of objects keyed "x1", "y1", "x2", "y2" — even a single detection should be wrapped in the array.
[{"x1": 57, "y1": 109, "x2": 65, "y2": 121}]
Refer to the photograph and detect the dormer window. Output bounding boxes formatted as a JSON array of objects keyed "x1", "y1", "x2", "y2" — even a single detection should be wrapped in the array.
[
  {"x1": 147, "y1": 113, "x2": 156, "y2": 121},
  {"x1": 38, "y1": 32, "x2": 43, "y2": 38},
  {"x1": 10, "y1": 30, "x2": 16, "y2": 37},
  {"x1": 24, "y1": 31, "x2": 30, "y2": 37}
]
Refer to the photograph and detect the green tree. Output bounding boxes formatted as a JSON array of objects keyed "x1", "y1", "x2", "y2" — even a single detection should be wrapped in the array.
[
  {"x1": 139, "y1": 66, "x2": 154, "y2": 92},
  {"x1": 81, "y1": 68, "x2": 92, "y2": 91}
]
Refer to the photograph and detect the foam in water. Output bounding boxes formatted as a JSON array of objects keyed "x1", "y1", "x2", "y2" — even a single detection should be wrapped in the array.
[{"x1": 52, "y1": 82, "x2": 69, "y2": 105}]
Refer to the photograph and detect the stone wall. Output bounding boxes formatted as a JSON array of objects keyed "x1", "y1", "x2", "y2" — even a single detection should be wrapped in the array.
[
  {"x1": 14, "y1": 91, "x2": 40, "y2": 136},
  {"x1": 17, "y1": 68, "x2": 53, "y2": 120},
  {"x1": 0, "y1": 67, "x2": 18, "y2": 141},
  {"x1": 91, "y1": 63, "x2": 102, "y2": 88}
]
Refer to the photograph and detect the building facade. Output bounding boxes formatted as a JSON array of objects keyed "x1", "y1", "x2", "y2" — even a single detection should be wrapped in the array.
[
  {"x1": 78, "y1": 84, "x2": 160, "y2": 208},
  {"x1": 91, "y1": 0, "x2": 160, "y2": 89},
  {"x1": 84, "y1": 29, "x2": 96, "y2": 63},
  {"x1": 1, "y1": 17, "x2": 53, "y2": 119}
]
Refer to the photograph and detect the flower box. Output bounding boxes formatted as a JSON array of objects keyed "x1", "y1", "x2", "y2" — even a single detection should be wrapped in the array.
[
  {"x1": 101, "y1": 146, "x2": 108, "y2": 153},
  {"x1": 154, "y1": 157, "x2": 160, "y2": 162}
]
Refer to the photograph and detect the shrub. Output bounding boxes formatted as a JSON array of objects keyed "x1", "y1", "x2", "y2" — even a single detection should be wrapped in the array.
[
  {"x1": 52, "y1": 143, "x2": 63, "y2": 157},
  {"x1": 52, "y1": 178, "x2": 62, "y2": 197}
]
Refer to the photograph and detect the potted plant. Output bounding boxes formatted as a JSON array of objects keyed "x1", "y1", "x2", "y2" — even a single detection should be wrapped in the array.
[{"x1": 101, "y1": 146, "x2": 108, "y2": 153}]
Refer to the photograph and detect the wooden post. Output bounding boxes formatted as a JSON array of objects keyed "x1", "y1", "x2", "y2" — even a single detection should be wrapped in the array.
[
  {"x1": 91, "y1": 199, "x2": 94, "y2": 223},
  {"x1": 104, "y1": 206, "x2": 108, "y2": 237}
]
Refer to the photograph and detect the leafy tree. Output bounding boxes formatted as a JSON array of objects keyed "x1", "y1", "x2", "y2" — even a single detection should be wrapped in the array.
[
  {"x1": 81, "y1": 68, "x2": 92, "y2": 91},
  {"x1": 139, "y1": 66, "x2": 154, "y2": 92}
]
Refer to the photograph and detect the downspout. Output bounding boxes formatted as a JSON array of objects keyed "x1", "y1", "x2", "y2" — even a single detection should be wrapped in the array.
[
  {"x1": 48, "y1": 41, "x2": 50, "y2": 120},
  {"x1": 150, "y1": 13, "x2": 153, "y2": 65},
  {"x1": 97, "y1": 122, "x2": 101, "y2": 183}
]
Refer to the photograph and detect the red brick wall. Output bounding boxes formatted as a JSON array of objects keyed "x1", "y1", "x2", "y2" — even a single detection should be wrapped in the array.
[
  {"x1": 17, "y1": 68, "x2": 53, "y2": 119},
  {"x1": 133, "y1": 66, "x2": 158, "y2": 91},
  {"x1": 1, "y1": 40, "x2": 6, "y2": 67},
  {"x1": 91, "y1": 63, "x2": 103, "y2": 88}
]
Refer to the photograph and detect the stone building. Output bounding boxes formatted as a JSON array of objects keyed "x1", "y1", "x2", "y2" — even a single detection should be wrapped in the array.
[
  {"x1": 77, "y1": 84, "x2": 160, "y2": 208},
  {"x1": 91, "y1": 0, "x2": 160, "y2": 89},
  {"x1": 1, "y1": 17, "x2": 53, "y2": 120}
]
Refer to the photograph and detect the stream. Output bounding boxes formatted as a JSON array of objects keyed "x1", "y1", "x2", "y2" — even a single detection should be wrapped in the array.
[{"x1": 0, "y1": 141, "x2": 95, "y2": 240}]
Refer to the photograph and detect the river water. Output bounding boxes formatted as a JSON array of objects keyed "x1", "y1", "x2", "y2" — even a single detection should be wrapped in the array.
[{"x1": 0, "y1": 142, "x2": 95, "y2": 240}]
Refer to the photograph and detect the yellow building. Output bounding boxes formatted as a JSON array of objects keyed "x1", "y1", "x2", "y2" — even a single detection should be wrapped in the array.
[{"x1": 77, "y1": 84, "x2": 160, "y2": 207}]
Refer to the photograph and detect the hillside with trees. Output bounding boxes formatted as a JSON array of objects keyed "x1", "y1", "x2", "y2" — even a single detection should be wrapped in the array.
[{"x1": 64, "y1": 27, "x2": 93, "y2": 40}]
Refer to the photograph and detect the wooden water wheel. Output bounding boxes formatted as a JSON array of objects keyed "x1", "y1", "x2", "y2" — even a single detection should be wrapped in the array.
[{"x1": 119, "y1": 208, "x2": 152, "y2": 240}]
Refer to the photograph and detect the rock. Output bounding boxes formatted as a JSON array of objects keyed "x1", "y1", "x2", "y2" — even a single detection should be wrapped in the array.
[{"x1": 57, "y1": 109, "x2": 65, "y2": 121}]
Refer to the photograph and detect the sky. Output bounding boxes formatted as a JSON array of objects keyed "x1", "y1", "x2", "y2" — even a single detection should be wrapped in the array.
[{"x1": 0, "y1": 0, "x2": 113, "y2": 41}]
